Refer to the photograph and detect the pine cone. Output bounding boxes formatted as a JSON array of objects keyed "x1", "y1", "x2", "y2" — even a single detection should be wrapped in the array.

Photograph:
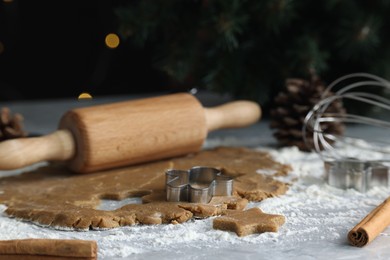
[
  {"x1": 269, "y1": 75, "x2": 346, "y2": 151},
  {"x1": 0, "y1": 107, "x2": 28, "y2": 141}
]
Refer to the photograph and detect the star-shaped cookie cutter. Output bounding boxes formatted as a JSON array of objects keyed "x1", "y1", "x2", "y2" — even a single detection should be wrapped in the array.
[{"x1": 165, "y1": 166, "x2": 233, "y2": 203}]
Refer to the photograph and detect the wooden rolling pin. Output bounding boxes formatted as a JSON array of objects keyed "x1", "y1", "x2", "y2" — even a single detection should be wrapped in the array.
[{"x1": 0, "y1": 93, "x2": 261, "y2": 173}]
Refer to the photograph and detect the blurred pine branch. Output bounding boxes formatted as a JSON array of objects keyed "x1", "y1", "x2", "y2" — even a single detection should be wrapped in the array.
[{"x1": 113, "y1": 0, "x2": 390, "y2": 111}]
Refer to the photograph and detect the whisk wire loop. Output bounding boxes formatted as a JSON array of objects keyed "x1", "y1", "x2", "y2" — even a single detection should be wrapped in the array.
[{"x1": 303, "y1": 73, "x2": 390, "y2": 161}]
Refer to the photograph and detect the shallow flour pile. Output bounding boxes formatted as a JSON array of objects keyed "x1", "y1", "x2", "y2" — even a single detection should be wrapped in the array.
[{"x1": 1, "y1": 145, "x2": 390, "y2": 259}]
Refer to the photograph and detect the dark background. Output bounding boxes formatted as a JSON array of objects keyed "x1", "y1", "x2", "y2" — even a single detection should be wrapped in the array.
[
  {"x1": 0, "y1": 0, "x2": 173, "y2": 101},
  {"x1": 2, "y1": 0, "x2": 390, "y2": 107}
]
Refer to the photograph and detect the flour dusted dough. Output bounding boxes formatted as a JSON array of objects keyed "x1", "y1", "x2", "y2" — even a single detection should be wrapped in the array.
[
  {"x1": 0, "y1": 147, "x2": 291, "y2": 230},
  {"x1": 213, "y1": 207, "x2": 286, "y2": 236}
]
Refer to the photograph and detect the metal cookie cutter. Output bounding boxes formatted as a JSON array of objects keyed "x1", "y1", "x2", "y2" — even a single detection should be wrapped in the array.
[
  {"x1": 324, "y1": 159, "x2": 390, "y2": 192},
  {"x1": 165, "y1": 166, "x2": 233, "y2": 203}
]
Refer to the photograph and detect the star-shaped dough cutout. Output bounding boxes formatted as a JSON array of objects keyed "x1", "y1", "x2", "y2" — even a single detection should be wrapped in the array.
[{"x1": 212, "y1": 207, "x2": 285, "y2": 236}]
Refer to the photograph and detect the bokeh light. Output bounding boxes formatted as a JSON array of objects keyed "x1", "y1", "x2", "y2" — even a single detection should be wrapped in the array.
[
  {"x1": 105, "y1": 33, "x2": 120, "y2": 49},
  {"x1": 78, "y1": 92, "x2": 93, "y2": 99}
]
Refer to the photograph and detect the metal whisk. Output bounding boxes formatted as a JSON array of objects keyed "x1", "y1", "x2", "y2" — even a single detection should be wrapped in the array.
[
  {"x1": 303, "y1": 72, "x2": 390, "y2": 160},
  {"x1": 303, "y1": 73, "x2": 390, "y2": 192}
]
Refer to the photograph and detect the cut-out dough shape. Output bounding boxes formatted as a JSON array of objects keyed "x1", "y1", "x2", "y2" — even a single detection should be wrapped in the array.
[
  {"x1": 0, "y1": 147, "x2": 292, "y2": 230},
  {"x1": 213, "y1": 207, "x2": 286, "y2": 236}
]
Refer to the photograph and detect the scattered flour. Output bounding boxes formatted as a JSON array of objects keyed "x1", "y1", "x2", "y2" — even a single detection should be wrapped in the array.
[{"x1": 1, "y1": 144, "x2": 390, "y2": 259}]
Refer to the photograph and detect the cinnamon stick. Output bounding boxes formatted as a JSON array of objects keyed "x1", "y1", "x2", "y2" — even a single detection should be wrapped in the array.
[
  {"x1": 0, "y1": 239, "x2": 97, "y2": 259},
  {"x1": 348, "y1": 197, "x2": 390, "y2": 247}
]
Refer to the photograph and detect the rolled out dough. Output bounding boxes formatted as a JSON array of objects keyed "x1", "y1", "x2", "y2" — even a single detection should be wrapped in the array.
[{"x1": 0, "y1": 147, "x2": 291, "y2": 230}]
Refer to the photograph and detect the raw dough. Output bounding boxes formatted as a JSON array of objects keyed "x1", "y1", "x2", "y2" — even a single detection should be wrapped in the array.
[
  {"x1": 0, "y1": 147, "x2": 291, "y2": 230},
  {"x1": 213, "y1": 207, "x2": 286, "y2": 236}
]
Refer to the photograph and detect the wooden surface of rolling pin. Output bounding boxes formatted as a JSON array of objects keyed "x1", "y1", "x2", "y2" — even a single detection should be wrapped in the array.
[{"x1": 0, "y1": 93, "x2": 261, "y2": 173}]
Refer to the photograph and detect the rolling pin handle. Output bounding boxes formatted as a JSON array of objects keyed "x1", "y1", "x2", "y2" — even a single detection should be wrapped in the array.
[
  {"x1": 204, "y1": 100, "x2": 262, "y2": 132},
  {"x1": 0, "y1": 129, "x2": 75, "y2": 170}
]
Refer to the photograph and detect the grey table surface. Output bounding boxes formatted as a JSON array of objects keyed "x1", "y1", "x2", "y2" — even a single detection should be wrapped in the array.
[{"x1": 1, "y1": 91, "x2": 390, "y2": 260}]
